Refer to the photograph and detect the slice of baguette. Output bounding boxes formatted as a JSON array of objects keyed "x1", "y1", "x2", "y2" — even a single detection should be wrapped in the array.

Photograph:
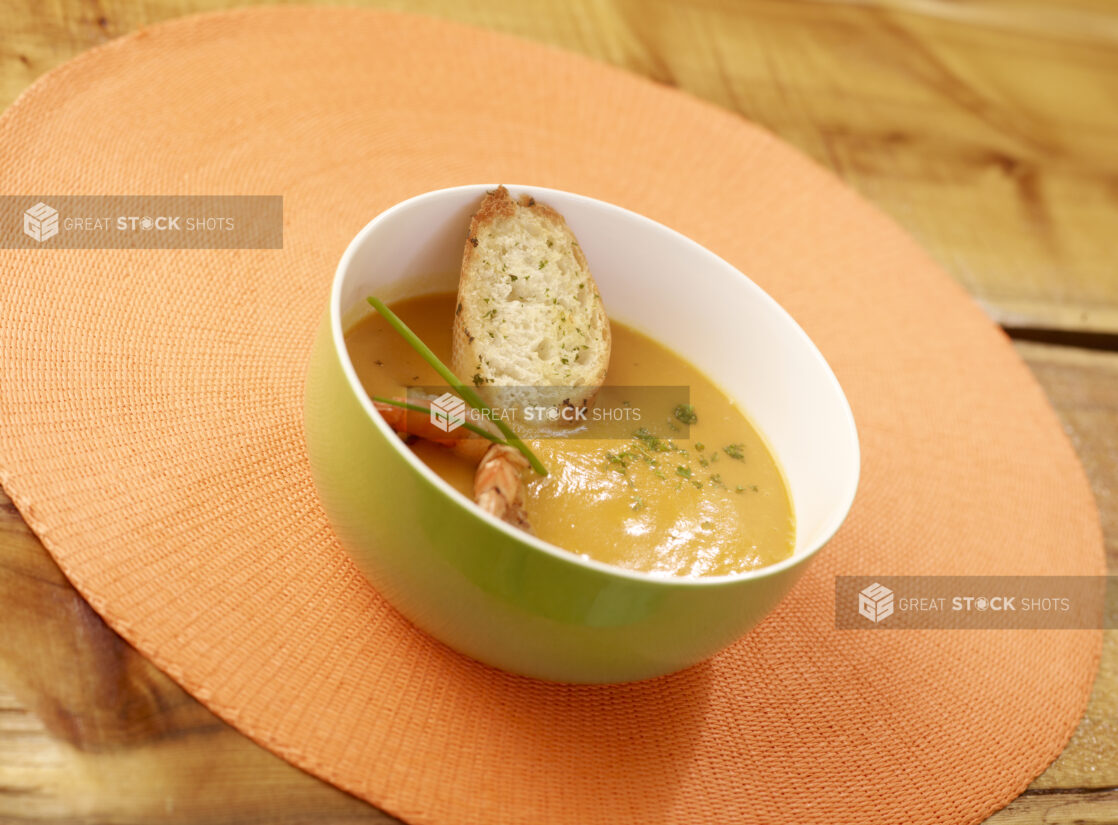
[{"x1": 451, "y1": 186, "x2": 611, "y2": 413}]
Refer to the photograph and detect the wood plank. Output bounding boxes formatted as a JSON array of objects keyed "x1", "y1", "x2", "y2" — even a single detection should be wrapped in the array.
[
  {"x1": 986, "y1": 788, "x2": 1118, "y2": 825},
  {"x1": 1015, "y1": 342, "x2": 1118, "y2": 569},
  {"x1": 3, "y1": 0, "x2": 1118, "y2": 329},
  {"x1": 1012, "y1": 342, "x2": 1118, "y2": 795}
]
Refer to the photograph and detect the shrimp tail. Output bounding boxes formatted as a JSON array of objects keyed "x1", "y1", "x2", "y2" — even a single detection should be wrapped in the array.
[
  {"x1": 474, "y1": 443, "x2": 532, "y2": 532},
  {"x1": 373, "y1": 397, "x2": 492, "y2": 463}
]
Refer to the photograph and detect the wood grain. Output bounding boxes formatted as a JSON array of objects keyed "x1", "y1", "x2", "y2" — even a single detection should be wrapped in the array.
[
  {"x1": 3, "y1": 0, "x2": 1118, "y2": 330},
  {"x1": 2, "y1": 0, "x2": 1117, "y2": 822},
  {"x1": 1014, "y1": 343, "x2": 1118, "y2": 793},
  {"x1": 986, "y1": 788, "x2": 1118, "y2": 825}
]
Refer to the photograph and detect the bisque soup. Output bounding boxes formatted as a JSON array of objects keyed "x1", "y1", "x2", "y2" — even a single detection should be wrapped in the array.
[{"x1": 346, "y1": 291, "x2": 795, "y2": 577}]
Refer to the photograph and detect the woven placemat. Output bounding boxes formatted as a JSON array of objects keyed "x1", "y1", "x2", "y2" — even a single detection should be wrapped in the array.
[{"x1": 0, "y1": 8, "x2": 1104, "y2": 824}]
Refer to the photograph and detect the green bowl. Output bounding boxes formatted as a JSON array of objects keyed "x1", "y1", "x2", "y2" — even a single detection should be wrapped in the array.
[{"x1": 305, "y1": 185, "x2": 859, "y2": 683}]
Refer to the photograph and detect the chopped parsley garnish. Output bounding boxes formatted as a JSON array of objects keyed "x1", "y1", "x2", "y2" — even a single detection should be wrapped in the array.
[
  {"x1": 676, "y1": 466, "x2": 692, "y2": 478},
  {"x1": 633, "y1": 427, "x2": 672, "y2": 452},
  {"x1": 723, "y1": 443, "x2": 745, "y2": 460},
  {"x1": 605, "y1": 452, "x2": 628, "y2": 473},
  {"x1": 673, "y1": 404, "x2": 698, "y2": 425}
]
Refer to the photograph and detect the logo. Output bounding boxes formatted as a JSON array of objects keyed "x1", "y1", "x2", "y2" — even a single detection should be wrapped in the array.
[
  {"x1": 429, "y1": 392, "x2": 466, "y2": 433},
  {"x1": 23, "y1": 202, "x2": 59, "y2": 242},
  {"x1": 859, "y1": 582, "x2": 894, "y2": 623}
]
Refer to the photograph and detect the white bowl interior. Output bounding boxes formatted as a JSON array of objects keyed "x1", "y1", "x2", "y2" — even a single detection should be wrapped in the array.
[{"x1": 336, "y1": 185, "x2": 859, "y2": 564}]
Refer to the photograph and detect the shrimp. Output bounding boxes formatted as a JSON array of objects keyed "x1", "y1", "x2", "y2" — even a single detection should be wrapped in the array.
[
  {"x1": 372, "y1": 398, "x2": 492, "y2": 462},
  {"x1": 373, "y1": 398, "x2": 532, "y2": 531},
  {"x1": 474, "y1": 443, "x2": 532, "y2": 531}
]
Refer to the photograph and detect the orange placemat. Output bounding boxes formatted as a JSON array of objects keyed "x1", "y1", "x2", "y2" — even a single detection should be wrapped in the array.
[{"x1": 0, "y1": 8, "x2": 1104, "y2": 824}]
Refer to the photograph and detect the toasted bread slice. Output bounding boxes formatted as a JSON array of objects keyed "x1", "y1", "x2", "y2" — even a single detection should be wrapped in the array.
[{"x1": 451, "y1": 187, "x2": 611, "y2": 413}]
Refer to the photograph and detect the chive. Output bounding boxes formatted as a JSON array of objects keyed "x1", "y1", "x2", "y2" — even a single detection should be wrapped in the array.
[
  {"x1": 366, "y1": 296, "x2": 547, "y2": 476},
  {"x1": 370, "y1": 396, "x2": 504, "y2": 445}
]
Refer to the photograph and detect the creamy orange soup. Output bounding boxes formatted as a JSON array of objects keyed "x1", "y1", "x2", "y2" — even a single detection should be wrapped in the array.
[{"x1": 346, "y1": 292, "x2": 795, "y2": 577}]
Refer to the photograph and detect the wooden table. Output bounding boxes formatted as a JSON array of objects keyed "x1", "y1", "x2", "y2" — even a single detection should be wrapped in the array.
[{"x1": 2, "y1": 1, "x2": 1116, "y2": 821}]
